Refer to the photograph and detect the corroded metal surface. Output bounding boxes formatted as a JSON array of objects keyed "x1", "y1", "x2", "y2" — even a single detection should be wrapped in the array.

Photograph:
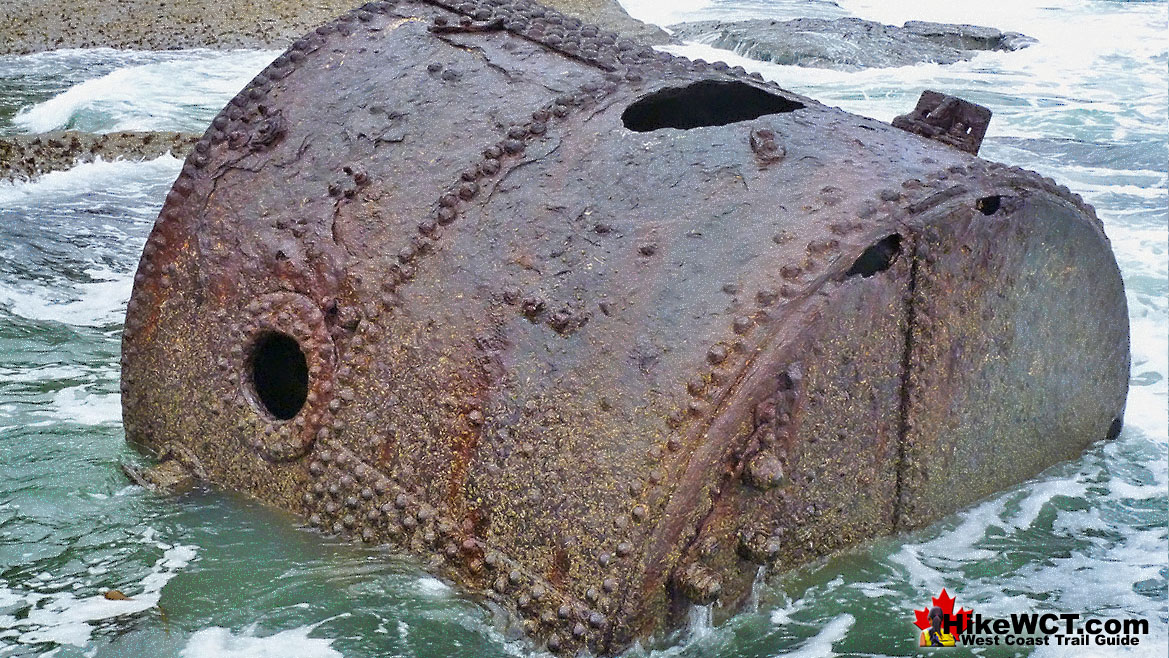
[
  {"x1": 120, "y1": 1, "x2": 1130, "y2": 654},
  {"x1": 893, "y1": 89, "x2": 992, "y2": 154}
]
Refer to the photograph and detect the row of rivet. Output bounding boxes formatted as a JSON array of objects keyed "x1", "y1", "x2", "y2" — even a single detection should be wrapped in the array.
[
  {"x1": 662, "y1": 165, "x2": 1001, "y2": 604},
  {"x1": 302, "y1": 443, "x2": 609, "y2": 651}
]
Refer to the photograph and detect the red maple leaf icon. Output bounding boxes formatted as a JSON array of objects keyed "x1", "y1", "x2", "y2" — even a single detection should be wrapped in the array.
[{"x1": 913, "y1": 588, "x2": 971, "y2": 633}]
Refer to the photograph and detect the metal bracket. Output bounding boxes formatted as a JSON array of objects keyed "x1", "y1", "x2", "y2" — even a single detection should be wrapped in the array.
[{"x1": 892, "y1": 90, "x2": 992, "y2": 155}]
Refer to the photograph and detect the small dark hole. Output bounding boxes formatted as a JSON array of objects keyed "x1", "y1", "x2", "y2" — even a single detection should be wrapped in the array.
[
  {"x1": 977, "y1": 195, "x2": 1001, "y2": 215},
  {"x1": 251, "y1": 332, "x2": 309, "y2": 420},
  {"x1": 622, "y1": 80, "x2": 804, "y2": 132},
  {"x1": 846, "y1": 234, "x2": 902, "y2": 278},
  {"x1": 1106, "y1": 416, "x2": 1123, "y2": 441}
]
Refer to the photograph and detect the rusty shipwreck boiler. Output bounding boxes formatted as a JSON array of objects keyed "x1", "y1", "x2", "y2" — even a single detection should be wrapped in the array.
[{"x1": 120, "y1": 0, "x2": 1130, "y2": 653}]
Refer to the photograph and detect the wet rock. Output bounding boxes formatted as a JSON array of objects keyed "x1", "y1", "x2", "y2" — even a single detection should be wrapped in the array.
[
  {"x1": 0, "y1": 0, "x2": 666, "y2": 55},
  {"x1": 0, "y1": 130, "x2": 198, "y2": 181},
  {"x1": 668, "y1": 17, "x2": 1036, "y2": 70}
]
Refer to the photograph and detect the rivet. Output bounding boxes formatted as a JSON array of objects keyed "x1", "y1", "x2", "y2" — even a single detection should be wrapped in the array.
[
  {"x1": 744, "y1": 452, "x2": 785, "y2": 490},
  {"x1": 686, "y1": 378, "x2": 705, "y2": 396}
]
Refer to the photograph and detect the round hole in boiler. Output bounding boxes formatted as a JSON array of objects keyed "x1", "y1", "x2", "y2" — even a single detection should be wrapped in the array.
[
  {"x1": 621, "y1": 80, "x2": 804, "y2": 132},
  {"x1": 250, "y1": 332, "x2": 309, "y2": 420}
]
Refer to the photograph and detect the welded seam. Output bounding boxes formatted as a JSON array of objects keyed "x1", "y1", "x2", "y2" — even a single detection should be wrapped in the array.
[{"x1": 891, "y1": 236, "x2": 919, "y2": 532}]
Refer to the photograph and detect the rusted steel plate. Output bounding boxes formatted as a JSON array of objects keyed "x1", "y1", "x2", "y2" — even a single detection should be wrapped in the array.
[{"x1": 120, "y1": 1, "x2": 1129, "y2": 654}]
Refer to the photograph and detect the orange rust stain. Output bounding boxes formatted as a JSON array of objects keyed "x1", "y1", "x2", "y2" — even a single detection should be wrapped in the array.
[
  {"x1": 549, "y1": 545, "x2": 571, "y2": 589},
  {"x1": 447, "y1": 422, "x2": 479, "y2": 504}
]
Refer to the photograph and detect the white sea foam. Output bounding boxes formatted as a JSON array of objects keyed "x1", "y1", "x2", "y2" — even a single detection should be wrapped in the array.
[
  {"x1": 0, "y1": 541, "x2": 197, "y2": 649},
  {"x1": 0, "y1": 154, "x2": 183, "y2": 209},
  {"x1": 0, "y1": 268, "x2": 132, "y2": 328},
  {"x1": 12, "y1": 50, "x2": 279, "y2": 134},
  {"x1": 780, "y1": 613, "x2": 854, "y2": 658},
  {"x1": 0, "y1": 157, "x2": 182, "y2": 333},
  {"x1": 619, "y1": 0, "x2": 713, "y2": 28},
  {"x1": 1006, "y1": 478, "x2": 1088, "y2": 531},
  {"x1": 414, "y1": 576, "x2": 451, "y2": 597},
  {"x1": 181, "y1": 624, "x2": 343, "y2": 658},
  {"x1": 45, "y1": 385, "x2": 122, "y2": 426},
  {"x1": 685, "y1": 604, "x2": 714, "y2": 641}
]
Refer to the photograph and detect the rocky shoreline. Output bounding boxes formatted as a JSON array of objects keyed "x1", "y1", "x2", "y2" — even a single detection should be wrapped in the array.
[
  {"x1": 0, "y1": 131, "x2": 197, "y2": 181},
  {"x1": 668, "y1": 17, "x2": 1034, "y2": 71},
  {"x1": 0, "y1": 0, "x2": 668, "y2": 55}
]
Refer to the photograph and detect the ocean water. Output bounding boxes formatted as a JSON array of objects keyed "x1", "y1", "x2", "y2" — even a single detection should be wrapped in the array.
[{"x1": 0, "y1": 1, "x2": 1165, "y2": 656}]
